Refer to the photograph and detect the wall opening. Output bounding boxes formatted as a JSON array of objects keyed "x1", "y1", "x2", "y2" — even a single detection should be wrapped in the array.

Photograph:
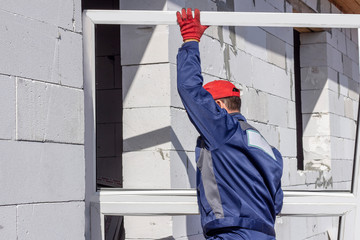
[{"x1": 294, "y1": 29, "x2": 305, "y2": 170}]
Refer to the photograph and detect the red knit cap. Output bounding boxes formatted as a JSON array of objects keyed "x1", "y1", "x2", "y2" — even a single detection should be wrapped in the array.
[{"x1": 203, "y1": 80, "x2": 240, "y2": 100}]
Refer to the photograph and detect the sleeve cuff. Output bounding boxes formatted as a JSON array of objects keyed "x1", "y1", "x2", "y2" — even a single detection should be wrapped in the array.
[{"x1": 181, "y1": 41, "x2": 199, "y2": 49}]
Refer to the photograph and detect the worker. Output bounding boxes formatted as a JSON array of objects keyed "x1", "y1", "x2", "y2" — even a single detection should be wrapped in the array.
[{"x1": 176, "y1": 8, "x2": 284, "y2": 240}]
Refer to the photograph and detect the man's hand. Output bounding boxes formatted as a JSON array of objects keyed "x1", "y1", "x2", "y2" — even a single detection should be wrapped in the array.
[{"x1": 176, "y1": 8, "x2": 209, "y2": 42}]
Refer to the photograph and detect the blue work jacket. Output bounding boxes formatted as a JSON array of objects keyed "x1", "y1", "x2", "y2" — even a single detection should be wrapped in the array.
[{"x1": 177, "y1": 41, "x2": 283, "y2": 238}]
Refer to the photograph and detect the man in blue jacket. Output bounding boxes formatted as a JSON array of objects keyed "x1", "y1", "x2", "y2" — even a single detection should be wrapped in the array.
[{"x1": 176, "y1": 8, "x2": 283, "y2": 240}]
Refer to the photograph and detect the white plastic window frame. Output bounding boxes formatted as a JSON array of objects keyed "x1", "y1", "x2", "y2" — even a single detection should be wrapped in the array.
[{"x1": 83, "y1": 10, "x2": 360, "y2": 239}]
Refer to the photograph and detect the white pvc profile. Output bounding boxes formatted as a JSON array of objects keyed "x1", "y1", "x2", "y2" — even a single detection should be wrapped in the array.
[
  {"x1": 86, "y1": 10, "x2": 360, "y2": 28},
  {"x1": 83, "y1": 10, "x2": 360, "y2": 240}
]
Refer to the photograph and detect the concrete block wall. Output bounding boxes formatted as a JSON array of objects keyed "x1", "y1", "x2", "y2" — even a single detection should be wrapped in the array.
[
  {"x1": 299, "y1": 29, "x2": 359, "y2": 186},
  {"x1": 0, "y1": 1, "x2": 85, "y2": 239}
]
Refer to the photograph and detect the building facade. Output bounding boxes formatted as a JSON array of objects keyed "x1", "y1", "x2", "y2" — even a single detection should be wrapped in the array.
[{"x1": 0, "y1": 0, "x2": 359, "y2": 239}]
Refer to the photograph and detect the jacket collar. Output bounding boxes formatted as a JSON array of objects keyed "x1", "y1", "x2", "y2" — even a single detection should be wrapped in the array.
[{"x1": 230, "y1": 112, "x2": 247, "y2": 122}]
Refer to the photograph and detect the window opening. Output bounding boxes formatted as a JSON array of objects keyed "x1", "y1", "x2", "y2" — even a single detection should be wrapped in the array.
[{"x1": 83, "y1": 10, "x2": 360, "y2": 240}]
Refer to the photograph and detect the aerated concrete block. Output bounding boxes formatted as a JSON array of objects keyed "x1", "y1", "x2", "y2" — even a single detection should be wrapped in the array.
[
  {"x1": 319, "y1": 0, "x2": 331, "y2": 13},
  {"x1": 121, "y1": 25, "x2": 169, "y2": 65},
  {"x1": 300, "y1": 43, "x2": 327, "y2": 68},
  {"x1": 0, "y1": 141, "x2": 84, "y2": 205},
  {"x1": 301, "y1": 89, "x2": 329, "y2": 114},
  {"x1": 266, "y1": 0, "x2": 285, "y2": 11},
  {"x1": 123, "y1": 108, "x2": 171, "y2": 152},
  {"x1": 17, "y1": 202, "x2": 85, "y2": 240},
  {"x1": 221, "y1": 26, "x2": 238, "y2": 49},
  {"x1": 332, "y1": 181, "x2": 351, "y2": 190},
  {"x1": 348, "y1": 79, "x2": 360, "y2": 100},
  {"x1": 300, "y1": 32, "x2": 326, "y2": 45},
  {"x1": 285, "y1": 43, "x2": 294, "y2": 76},
  {"x1": 302, "y1": 113, "x2": 330, "y2": 137},
  {"x1": 16, "y1": 78, "x2": 84, "y2": 144},
  {"x1": 172, "y1": 215, "x2": 203, "y2": 240},
  {"x1": 122, "y1": 63, "x2": 171, "y2": 108},
  {"x1": 252, "y1": 56, "x2": 291, "y2": 99},
  {"x1": 344, "y1": 97, "x2": 354, "y2": 120},
  {"x1": 122, "y1": 150, "x2": 171, "y2": 188},
  {"x1": 342, "y1": 139, "x2": 355, "y2": 160},
  {"x1": 352, "y1": 61, "x2": 360, "y2": 83},
  {"x1": 236, "y1": 27, "x2": 267, "y2": 62},
  {"x1": 0, "y1": 75, "x2": 15, "y2": 140},
  {"x1": 169, "y1": 25, "x2": 186, "y2": 65},
  {"x1": 262, "y1": 27, "x2": 293, "y2": 45},
  {"x1": 278, "y1": 127, "x2": 297, "y2": 158},
  {"x1": 302, "y1": 135, "x2": 331, "y2": 167},
  {"x1": 276, "y1": 216, "x2": 339, "y2": 240},
  {"x1": 331, "y1": 137, "x2": 355, "y2": 160},
  {"x1": 300, "y1": 67, "x2": 328, "y2": 91},
  {"x1": 330, "y1": 115, "x2": 356, "y2": 140},
  {"x1": 56, "y1": 28, "x2": 83, "y2": 88},
  {"x1": 353, "y1": 100, "x2": 359, "y2": 120},
  {"x1": 0, "y1": 0, "x2": 82, "y2": 32},
  {"x1": 331, "y1": 4, "x2": 342, "y2": 14},
  {"x1": 331, "y1": 159, "x2": 353, "y2": 183},
  {"x1": 267, "y1": 94, "x2": 288, "y2": 127},
  {"x1": 285, "y1": 157, "x2": 307, "y2": 186},
  {"x1": 327, "y1": 67, "x2": 338, "y2": 92},
  {"x1": 266, "y1": 33, "x2": 286, "y2": 69},
  {"x1": 327, "y1": 46, "x2": 343, "y2": 73},
  {"x1": 339, "y1": 73, "x2": 349, "y2": 96},
  {"x1": 170, "y1": 150, "x2": 196, "y2": 188},
  {"x1": 234, "y1": 0, "x2": 257, "y2": 12},
  {"x1": 351, "y1": 28, "x2": 358, "y2": 43},
  {"x1": 0, "y1": 206, "x2": 16, "y2": 240},
  {"x1": 0, "y1": 11, "x2": 83, "y2": 88},
  {"x1": 200, "y1": 35, "x2": 227, "y2": 80},
  {"x1": 228, "y1": 48, "x2": 253, "y2": 87},
  {"x1": 170, "y1": 63, "x2": 184, "y2": 108},
  {"x1": 124, "y1": 216, "x2": 172, "y2": 239},
  {"x1": 346, "y1": 37, "x2": 359, "y2": 64},
  {"x1": 281, "y1": 157, "x2": 291, "y2": 187},
  {"x1": 303, "y1": 0, "x2": 318, "y2": 11},
  {"x1": 241, "y1": 87, "x2": 269, "y2": 124},
  {"x1": 335, "y1": 30, "x2": 346, "y2": 54},
  {"x1": 343, "y1": 54, "x2": 353, "y2": 79},
  {"x1": 171, "y1": 108, "x2": 199, "y2": 152},
  {"x1": 287, "y1": 100, "x2": 296, "y2": 129},
  {"x1": 167, "y1": 0, "x2": 217, "y2": 11}
]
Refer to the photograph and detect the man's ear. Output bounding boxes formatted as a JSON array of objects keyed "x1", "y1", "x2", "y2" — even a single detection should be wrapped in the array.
[{"x1": 215, "y1": 100, "x2": 225, "y2": 109}]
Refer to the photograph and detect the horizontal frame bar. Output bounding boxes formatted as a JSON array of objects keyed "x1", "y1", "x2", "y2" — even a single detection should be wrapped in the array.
[{"x1": 84, "y1": 10, "x2": 360, "y2": 28}]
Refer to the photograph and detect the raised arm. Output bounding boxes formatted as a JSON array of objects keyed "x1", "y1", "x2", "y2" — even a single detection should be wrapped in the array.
[{"x1": 176, "y1": 9, "x2": 238, "y2": 149}]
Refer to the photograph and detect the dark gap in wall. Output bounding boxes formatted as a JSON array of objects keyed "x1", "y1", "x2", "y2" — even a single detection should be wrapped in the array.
[
  {"x1": 294, "y1": 29, "x2": 305, "y2": 170},
  {"x1": 82, "y1": 0, "x2": 123, "y2": 190},
  {"x1": 82, "y1": 0, "x2": 124, "y2": 239}
]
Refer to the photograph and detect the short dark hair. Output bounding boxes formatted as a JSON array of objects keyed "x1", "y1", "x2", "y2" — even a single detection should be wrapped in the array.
[{"x1": 217, "y1": 96, "x2": 241, "y2": 112}]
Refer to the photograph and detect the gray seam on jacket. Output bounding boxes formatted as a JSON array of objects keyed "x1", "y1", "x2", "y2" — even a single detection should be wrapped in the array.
[{"x1": 198, "y1": 148, "x2": 224, "y2": 219}]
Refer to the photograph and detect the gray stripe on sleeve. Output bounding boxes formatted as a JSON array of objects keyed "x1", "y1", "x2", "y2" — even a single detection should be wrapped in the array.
[{"x1": 197, "y1": 148, "x2": 224, "y2": 219}]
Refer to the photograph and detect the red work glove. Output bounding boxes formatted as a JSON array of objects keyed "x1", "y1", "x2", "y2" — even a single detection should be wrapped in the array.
[{"x1": 176, "y1": 8, "x2": 209, "y2": 42}]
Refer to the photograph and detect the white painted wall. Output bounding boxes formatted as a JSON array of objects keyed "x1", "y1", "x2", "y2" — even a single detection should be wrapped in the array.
[{"x1": 0, "y1": 0, "x2": 85, "y2": 239}]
